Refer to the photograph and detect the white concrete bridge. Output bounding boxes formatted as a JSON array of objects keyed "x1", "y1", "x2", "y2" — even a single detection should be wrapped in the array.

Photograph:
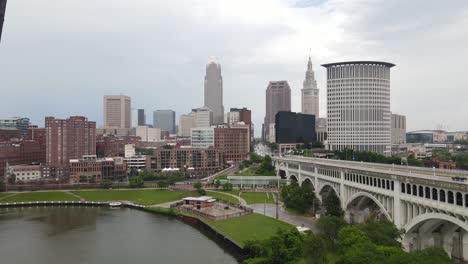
[{"x1": 273, "y1": 155, "x2": 468, "y2": 261}]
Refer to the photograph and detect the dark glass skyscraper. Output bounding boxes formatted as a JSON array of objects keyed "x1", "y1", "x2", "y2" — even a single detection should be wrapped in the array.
[
  {"x1": 0, "y1": 0, "x2": 6, "y2": 42},
  {"x1": 275, "y1": 111, "x2": 316, "y2": 144},
  {"x1": 137, "y1": 109, "x2": 146, "y2": 126},
  {"x1": 153, "y1": 110, "x2": 176, "y2": 134}
]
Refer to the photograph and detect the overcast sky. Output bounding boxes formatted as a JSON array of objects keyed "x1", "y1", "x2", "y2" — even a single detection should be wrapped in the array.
[{"x1": 1, "y1": 0, "x2": 467, "y2": 136}]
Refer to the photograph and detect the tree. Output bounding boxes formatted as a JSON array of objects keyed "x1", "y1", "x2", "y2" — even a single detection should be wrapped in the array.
[
  {"x1": 193, "y1": 181, "x2": 203, "y2": 190},
  {"x1": 129, "y1": 176, "x2": 144, "y2": 188},
  {"x1": 243, "y1": 228, "x2": 304, "y2": 264},
  {"x1": 7, "y1": 175, "x2": 16, "y2": 184},
  {"x1": 337, "y1": 226, "x2": 384, "y2": 264},
  {"x1": 157, "y1": 180, "x2": 169, "y2": 188},
  {"x1": 317, "y1": 216, "x2": 347, "y2": 241},
  {"x1": 303, "y1": 233, "x2": 329, "y2": 264},
  {"x1": 214, "y1": 179, "x2": 221, "y2": 188},
  {"x1": 250, "y1": 153, "x2": 263, "y2": 163},
  {"x1": 256, "y1": 155, "x2": 275, "y2": 176},
  {"x1": 100, "y1": 179, "x2": 113, "y2": 189},
  {"x1": 322, "y1": 191, "x2": 344, "y2": 217},
  {"x1": 358, "y1": 219, "x2": 402, "y2": 248},
  {"x1": 128, "y1": 167, "x2": 139, "y2": 178},
  {"x1": 0, "y1": 181, "x2": 5, "y2": 192},
  {"x1": 222, "y1": 182, "x2": 233, "y2": 191},
  {"x1": 281, "y1": 182, "x2": 317, "y2": 214}
]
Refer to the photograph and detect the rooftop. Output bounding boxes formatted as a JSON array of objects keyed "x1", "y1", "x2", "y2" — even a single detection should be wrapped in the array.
[{"x1": 321, "y1": 61, "x2": 395, "y2": 68}]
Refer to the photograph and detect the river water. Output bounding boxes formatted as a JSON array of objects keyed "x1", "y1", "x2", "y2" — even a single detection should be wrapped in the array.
[{"x1": 0, "y1": 206, "x2": 237, "y2": 264}]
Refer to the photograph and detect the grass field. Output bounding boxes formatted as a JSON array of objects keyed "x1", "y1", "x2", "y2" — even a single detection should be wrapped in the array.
[
  {"x1": 0, "y1": 193, "x2": 11, "y2": 199},
  {"x1": 205, "y1": 191, "x2": 240, "y2": 204},
  {"x1": 72, "y1": 190, "x2": 196, "y2": 205},
  {"x1": 241, "y1": 192, "x2": 276, "y2": 204},
  {"x1": 0, "y1": 191, "x2": 80, "y2": 203},
  {"x1": 206, "y1": 213, "x2": 293, "y2": 247}
]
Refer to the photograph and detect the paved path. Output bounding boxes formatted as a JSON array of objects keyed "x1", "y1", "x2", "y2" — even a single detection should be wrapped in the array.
[
  {"x1": 149, "y1": 199, "x2": 183, "y2": 208},
  {"x1": 208, "y1": 190, "x2": 247, "y2": 206},
  {"x1": 64, "y1": 191, "x2": 84, "y2": 200},
  {"x1": 250, "y1": 203, "x2": 319, "y2": 232},
  {"x1": 0, "y1": 193, "x2": 18, "y2": 201}
]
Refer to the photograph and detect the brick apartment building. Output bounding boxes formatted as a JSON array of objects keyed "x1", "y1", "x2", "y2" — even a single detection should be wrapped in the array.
[
  {"x1": 69, "y1": 155, "x2": 126, "y2": 183},
  {"x1": 214, "y1": 125, "x2": 250, "y2": 162},
  {"x1": 96, "y1": 134, "x2": 141, "y2": 158},
  {"x1": 45, "y1": 116, "x2": 96, "y2": 167},
  {"x1": 146, "y1": 148, "x2": 224, "y2": 175},
  {"x1": 0, "y1": 140, "x2": 43, "y2": 179}
]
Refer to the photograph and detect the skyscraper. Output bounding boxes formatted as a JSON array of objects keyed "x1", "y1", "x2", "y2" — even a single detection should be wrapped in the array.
[
  {"x1": 45, "y1": 116, "x2": 96, "y2": 167},
  {"x1": 204, "y1": 57, "x2": 224, "y2": 124},
  {"x1": 194, "y1": 106, "x2": 213, "y2": 128},
  {"x1": 153, "y1": 110, "x2": 176, "y2": 134},
  {"x1": 103, "y1": 95, "x2": 131, "y2": 129},
  {"x1": 0, "y1": 0, "x2": 6, "y2": 42},
  {"x1": 322, "y1": 61, "x2": 394, "y2": 154},
  {"x1": 178, "y1": 112, "x2": 196, "y2": 137},
  {"x1": 301, "y1": 56, "x2": 319, "y2": 117},
  {"x1": 137, "y1": 109, "x2": 146, "y2": 126},
  {"x1": 263, "y1": 81, "x2": 291, "y2": 139}
]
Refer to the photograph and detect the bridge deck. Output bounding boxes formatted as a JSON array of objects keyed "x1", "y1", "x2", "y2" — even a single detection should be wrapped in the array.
[{"x1": 276, "y1": 156, "x2": 468, "y2": 186}]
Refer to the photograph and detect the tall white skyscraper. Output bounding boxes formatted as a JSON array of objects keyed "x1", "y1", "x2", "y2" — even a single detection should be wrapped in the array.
[
  {"x1": 323, "y1": 61, "x2": 395, "y2": 155},
  {"x1": 204, "y1": 57, "x2": 224, "y2": 125},
  {"x1": 103, "y1": 95, "x2": 131, "y2": 129},
  {"x1": 301, "y1": 56, "x2": 319, "y2": 117}
]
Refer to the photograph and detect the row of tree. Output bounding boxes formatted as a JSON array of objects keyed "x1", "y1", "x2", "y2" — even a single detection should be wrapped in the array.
[{"x1": 243, "y1": 217, "x2": 452, "y2": 264}]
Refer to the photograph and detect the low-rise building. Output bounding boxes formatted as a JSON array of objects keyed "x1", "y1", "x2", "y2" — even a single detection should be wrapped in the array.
[
  {"x1": 7, "y1": 164, "x2": 42, "y2": 182},
  {"x1": 69, "y1": 155, "x2": 126, "y2": 183},
  {"x1": 182, "y1": 196, "x2": 216, "y2": 209},
  {"x1": 133, "y1": 126, "x2": 161, "y2": 142},
  {"x1": 147, "y1": 148, "x2": 224, "y2": 176},
  {"x1": 124, "y1": 155, "x2": 147, "y2": 172}
]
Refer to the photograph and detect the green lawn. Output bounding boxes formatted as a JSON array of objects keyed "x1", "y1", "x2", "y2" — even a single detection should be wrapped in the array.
[
  {"x1": 0, "y1": 191, "x2": 80, "y2": 203},
  {"x1": 0, "y1": 193, "x2": 11, "y2": 199},
  {"x1": 241, "y1": 192, "x2": 276, "y2": 204},
  {"x1": 205, "y1": 191, "x2": 239, "y2": 204},
  {"x1": 206, "y1": 213, "x2": 293, "y2": 247},
  {"x1": 72, "y1": 189, "x2": 196, "y2": 205}
]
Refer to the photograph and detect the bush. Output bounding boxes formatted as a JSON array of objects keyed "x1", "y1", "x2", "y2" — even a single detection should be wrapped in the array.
[
  {"x1": 129, "y1": 176, "x2": 144, "y2": 188},
  {"x1": 193, "y1": 181, "x2": 203, "y2": 190},
  {"x1": 222, "y1": 182, "x2": 233, "y2": 191},
  {"x1": 100, "y1": 179, "x2": 113, "y2": 189},
  {"x1": 197, "y1": 188, "x2": 206, "y2": 195}
]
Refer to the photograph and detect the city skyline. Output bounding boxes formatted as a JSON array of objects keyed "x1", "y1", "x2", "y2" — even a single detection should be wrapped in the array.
[{"x1": 1, "y1": 0, "x2": 468, "y2": 136}]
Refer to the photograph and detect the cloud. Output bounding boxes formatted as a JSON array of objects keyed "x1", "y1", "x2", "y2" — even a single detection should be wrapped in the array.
[{"x1": 0, "y1": 0, "x2": 467, "y2": 134}]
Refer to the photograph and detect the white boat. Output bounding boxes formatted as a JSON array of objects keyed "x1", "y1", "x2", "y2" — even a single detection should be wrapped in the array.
[{"x1": 109, "y1": 202, "x2": 122, "y2": 207}]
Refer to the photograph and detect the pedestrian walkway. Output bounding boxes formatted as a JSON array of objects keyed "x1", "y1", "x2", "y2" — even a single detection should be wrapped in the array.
[
  {"x1": 250, "y1": 203, "x2": 319, "y2": 232},
  {"x1": 208, "y1": 190, "x2": 247, "y2": 206}
]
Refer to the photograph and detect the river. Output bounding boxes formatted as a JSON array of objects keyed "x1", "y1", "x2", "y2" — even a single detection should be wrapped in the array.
[{"x1": 0, "y1": 206, "x2": 237, "y2": 264}]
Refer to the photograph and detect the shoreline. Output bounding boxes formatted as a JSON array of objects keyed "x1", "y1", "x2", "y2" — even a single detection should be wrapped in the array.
[{"x1": 0, "y1": 201, "x2": 245, "y2": 262}]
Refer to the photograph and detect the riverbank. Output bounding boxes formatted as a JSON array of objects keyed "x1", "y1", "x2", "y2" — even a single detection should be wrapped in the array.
[{"x1": 0, "y1": 189, "x2": 294, "y2": 250}]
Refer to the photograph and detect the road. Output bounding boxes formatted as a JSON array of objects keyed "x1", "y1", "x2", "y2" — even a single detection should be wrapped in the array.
[{"x1": 250, "y1": 203, "x2": 319, "y2": 232}]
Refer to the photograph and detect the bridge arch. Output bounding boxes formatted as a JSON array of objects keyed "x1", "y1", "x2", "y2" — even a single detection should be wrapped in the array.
[
  {"x1": 301, "y1": 177, "x2": 315, "y2": 189},
  {"x1": 345, "y1": 192, "x2": 392, "y2": 223},
  {"x1": 403, "y1": 213, "x2": 468, "y2": 261},
  {"x1": 317, "y1": 183, "x2": 339, "y2": 198},
  {"x1": 404, "y1": 213, "x2": 468, "y2": 234},
  {"x1": 288, "y1": 174, "x2": 298, "y2": 183}
]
